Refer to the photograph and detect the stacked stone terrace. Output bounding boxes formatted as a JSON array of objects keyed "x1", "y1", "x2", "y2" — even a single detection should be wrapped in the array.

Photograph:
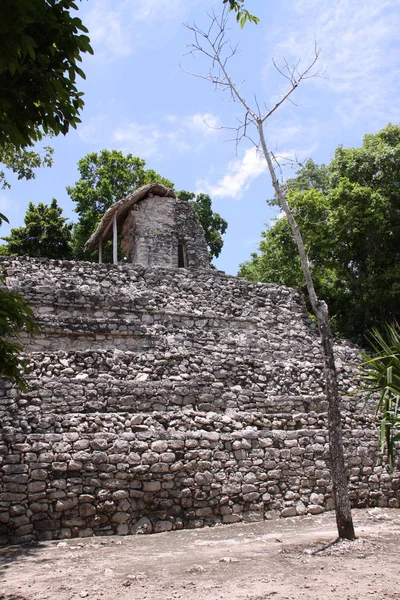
[{"x1": 0, "y1": 257, "x2": 398, "y2": 544}]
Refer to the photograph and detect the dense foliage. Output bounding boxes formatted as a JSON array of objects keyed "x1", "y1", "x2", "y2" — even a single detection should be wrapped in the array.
[
  {"x1": 2, "y1": 199, "x2": 73, "y2": 259},
  {"x1": 0, "y1": 0, "x2": 92, "y2": 148},
  {"x1": 239, "y1": 125, "x2": 400, "y2": 343},
  {"x1": 0, "y1": 0, "x2": 91, "y2": 389},
  {"x1": 361, "y1": 324, "x2": 400, "y2": 472},
  {"x1": 68, "y1": 150, "x2": 174, "y2": 260},
  {"x1": 177, "y1": 191, "x2": 228, "y2": 260},
  {"x1": 0, "y1": 213, "x2": 39, "y2": 389},
  {"x1": 0, "y1": 278, "x2": 39, "y2": 390}
]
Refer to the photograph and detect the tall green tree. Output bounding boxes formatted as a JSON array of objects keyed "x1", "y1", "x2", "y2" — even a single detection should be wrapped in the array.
[
  {"x1": 68, "y1": 150, "x2": 174, "y2": 260},
  {"x1": 177, "y1": 191, "x2": 228, "y2": 260},
  {"x1": 2, "y1": 199, "x2": 73, "y2": 259},
  {"x1": 0, "y1": 0, "x2": 92, "y2": 148},
  {"x1": 0, "y1": 0, "x2": 91, "y2": 389},
  {"x1": 239, "y1": 126, "x2": 400, "y2": 343}
]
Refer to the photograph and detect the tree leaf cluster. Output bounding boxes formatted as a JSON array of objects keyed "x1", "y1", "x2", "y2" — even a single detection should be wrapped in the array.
[
  {"x1": 0, "y1": 0, "x2": 92, "y2": 390},
  {"x1": 0, "y1": 274, "x2": 39, "y2": 390},
  {"x1": 0, "y1": 0, "x2": 93, "y2": 149},
  {"x1": 2, "y1": 198, "x2": 73, "y2": 259},
  {"x1": 239, "y1": 124, "x2": 400, "y2": 343},
  {"x1": 0, "y1": 142, "x2": 54, "y2": 190},
  {"x1": 223, "y1": 0, "x2": 260, "y2": 27}
]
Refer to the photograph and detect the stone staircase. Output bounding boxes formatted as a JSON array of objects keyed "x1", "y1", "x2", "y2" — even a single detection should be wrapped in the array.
[{"x1": 0, "y1": 257, "x2": 397, "y2": 544}]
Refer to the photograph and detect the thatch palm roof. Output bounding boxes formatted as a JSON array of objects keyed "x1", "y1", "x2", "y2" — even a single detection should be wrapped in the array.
[{"x1": 84, "y1": 183, "x2": 176, "y2": 250}]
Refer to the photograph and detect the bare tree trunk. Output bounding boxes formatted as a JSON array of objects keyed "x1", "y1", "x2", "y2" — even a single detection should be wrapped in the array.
[
  {"x1": 185, "y1": 9, "x2": 356, "y2": 539},
  {"x1": 258, "y1": 123, "x2": 355, "y2": 540},
  {"x1": 317, "y1": 303, "x2": 356, "y2": 539}
]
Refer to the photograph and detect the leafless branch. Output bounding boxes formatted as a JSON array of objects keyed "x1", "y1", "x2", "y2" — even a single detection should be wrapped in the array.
[
  {"x1": 183, "y1": 9, "x2": 323, "y2": 132},
  {"x1": 183, "y1": 9, "x2": 257, "y2": 116},
  {"x1": 261, "y1": 43, "x2": 323, "y2": 123}
]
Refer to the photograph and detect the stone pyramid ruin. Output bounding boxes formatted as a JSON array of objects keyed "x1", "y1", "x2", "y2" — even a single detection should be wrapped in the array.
[{"x1": 0, "y1": 185, "x2": 398, "y2": 544}]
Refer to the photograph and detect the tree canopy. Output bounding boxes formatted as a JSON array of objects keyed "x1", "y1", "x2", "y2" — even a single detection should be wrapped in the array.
[
  {"x1": 0, "y1": 0, "x2": 93, "y2": 149},
  {"x1": 239, "y1": 124, "x2": 400, "y2": 344},
  {"x1": 177, "y1": 191, "x2": 228, "y2": 261},
  {"x1": 0, "y1": 0, "x2": 91, "y2": 390},
  {"x1": 68, "y1": 150, "x2": 174, "y2": 260},
  {"x1": 2, "y1": 198, "x2": 73, "y2": 259}
]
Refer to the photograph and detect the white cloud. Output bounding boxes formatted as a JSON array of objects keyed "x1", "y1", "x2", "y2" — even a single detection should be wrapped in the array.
[
  {"x1": 189, "y1": 113, "x2": 221, "y2": 134},
  {"x1": 198, "y1": 147, "x2": 267, "y2": 199},
  {"x1": 112, "y1": 112, "x2": 220, "y2": 158},
  {"x1": 81, "y1": 0, "x2": 201, "y2": 61},
  {"x1": 113, "y1": 122, "x2": 193, "y2": 157},
  {"x1": 271, "y1": 0, "x2": 400, "y2": 125},
  {"x1": 77, "y1": 115, "x2": 107, "y2": 145},
  {"x1": 0, "y1": 196, "x2": 11, "y2": 213}
]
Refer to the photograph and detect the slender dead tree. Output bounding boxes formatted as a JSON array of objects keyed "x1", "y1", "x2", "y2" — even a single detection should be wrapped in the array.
[{"x1": 184, "y1": 9, "x2": 356, "y2": 540}]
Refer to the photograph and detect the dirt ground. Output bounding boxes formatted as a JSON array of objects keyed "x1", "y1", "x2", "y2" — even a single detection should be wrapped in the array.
[{"x1": 0, "y1": 508, "x2": 399, "y2": 600}]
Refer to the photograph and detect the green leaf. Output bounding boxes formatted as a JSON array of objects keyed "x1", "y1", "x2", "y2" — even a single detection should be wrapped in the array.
[{"x1": 0, "y1": 0, "x2": 92, "y2": 148}]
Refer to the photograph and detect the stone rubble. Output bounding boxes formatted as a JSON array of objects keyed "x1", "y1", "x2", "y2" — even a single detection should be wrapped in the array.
[{"x1": 0, "y1": 257, "x2": 398, "y2": 544}]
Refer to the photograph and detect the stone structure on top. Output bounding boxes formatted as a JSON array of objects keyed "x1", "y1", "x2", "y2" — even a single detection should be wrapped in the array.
[{"x1": 84, "y1": 183, "x2": 210, "y2": 270}]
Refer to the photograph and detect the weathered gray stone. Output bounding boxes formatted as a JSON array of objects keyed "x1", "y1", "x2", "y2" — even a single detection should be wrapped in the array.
[
  {"x1": 79, "y1": 504, "x2": 96, "y2": 517},
  {"x1": 132, "y1": 517, "x2": 153, "y2": 534},
  {"x1": 153, "y1": 520, "x2": 173, "y2": 533},
  {"x1": 307, "y1": 504, "x2": 325, "y2": 515},
  {"x1": 0, "y1": 256, "x2": 397, "y2": 545},
  {"x1": 111, "y1": 512, "x2": 130, "y2": 524},
  {"x1": 150, "y1": 441, "x2": 168, "y2": 453}
]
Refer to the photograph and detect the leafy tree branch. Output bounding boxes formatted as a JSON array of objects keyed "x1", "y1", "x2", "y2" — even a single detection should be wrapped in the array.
[
  {"x1": 0, "y1": 280, "x2": 38, "y2": 391},
  {"x1": 0, "y1": 0, "x2": 93, "y2": 148},
  {"x1": 223, "y1": 0, "x2": 260, "y2": 27},
  {"x1": 0, "y1": 142, "x2": 54, "y2": 189}
]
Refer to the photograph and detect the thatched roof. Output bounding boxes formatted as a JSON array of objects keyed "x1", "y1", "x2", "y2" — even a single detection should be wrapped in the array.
[{"x1": 84, "y1": 183, "x2": 176, "y2": 250}]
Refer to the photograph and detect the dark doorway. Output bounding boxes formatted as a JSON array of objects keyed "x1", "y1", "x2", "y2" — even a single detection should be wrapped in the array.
[{"x1": 178, "y1": 242, "x2": 187, "y2": 268}]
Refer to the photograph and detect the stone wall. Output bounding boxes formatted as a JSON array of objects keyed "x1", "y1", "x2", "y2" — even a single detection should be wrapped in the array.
[
  {"x1": 123, "y1": 195, "x2": 210, "y2": 269},
  {"x1": 0, "y1": 257, "x2": 398, "y2": 544}
]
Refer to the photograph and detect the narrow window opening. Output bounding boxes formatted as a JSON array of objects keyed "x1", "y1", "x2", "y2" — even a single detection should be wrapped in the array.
[{"x1": 178, "y1": 241, "x2": 187, "y2": 268}]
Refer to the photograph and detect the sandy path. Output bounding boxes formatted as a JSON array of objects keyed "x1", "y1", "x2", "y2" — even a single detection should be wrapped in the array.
[{"x1": 1, "y1": 508, "x2": 399, "y2": 600}]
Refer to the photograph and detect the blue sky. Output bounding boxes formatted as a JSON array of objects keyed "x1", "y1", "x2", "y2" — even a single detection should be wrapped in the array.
[{"x1": 1, "y1": 0, "x2": 399, "y2": 274}]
